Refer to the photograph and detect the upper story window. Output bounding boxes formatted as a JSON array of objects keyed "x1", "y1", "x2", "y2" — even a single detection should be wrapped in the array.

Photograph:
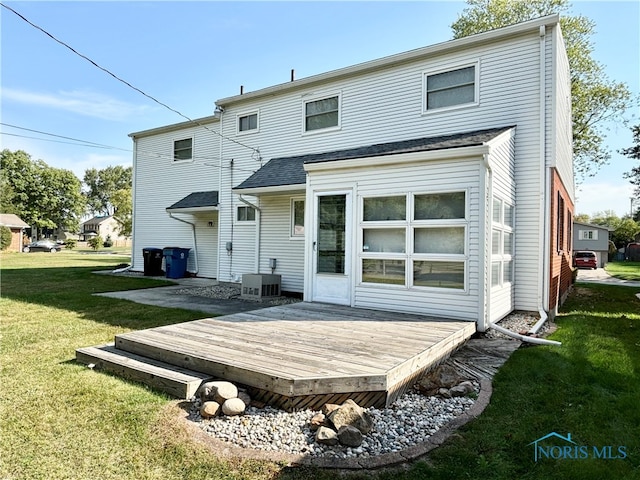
[
  {"x1": 424, "y1": 64, "x2": 477, "y2": 112},
  {"x1": 304, "y1": 94, "x2": 340, "y2": 132},
  {"x1": 579, "y1": 230, "x2": 598, "y2": 240},
  {"x1": 238, "y1": 112, "x2": 258, "y2": 134},
  {"x1": 173, "y1": 138, "x2": 193, "y2": 161}
]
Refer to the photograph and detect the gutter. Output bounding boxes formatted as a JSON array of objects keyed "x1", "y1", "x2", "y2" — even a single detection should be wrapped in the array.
[{"x1": 166, "y1": 212, "x2": 199, "y2": 274}]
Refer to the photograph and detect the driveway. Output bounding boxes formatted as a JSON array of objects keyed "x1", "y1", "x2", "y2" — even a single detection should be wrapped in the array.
[{"x1": 576, "y1": 268, "x2": 640, "y2": 287}]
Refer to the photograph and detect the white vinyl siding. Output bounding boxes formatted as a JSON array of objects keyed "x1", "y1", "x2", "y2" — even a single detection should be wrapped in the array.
[{"x1": 131, "y1": 120, "x2": 220, "y2": 278}]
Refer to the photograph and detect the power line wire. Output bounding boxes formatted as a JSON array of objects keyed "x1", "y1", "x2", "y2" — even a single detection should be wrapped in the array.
[{"x1": 0, "y1": 2, "x2": 261, "y2": 158}]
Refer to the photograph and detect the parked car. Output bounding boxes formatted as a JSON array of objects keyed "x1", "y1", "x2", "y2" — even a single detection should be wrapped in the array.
[
  {"x1": 23, "y1": 240, "x2": 62, "y2": 253},
  {"x1": 573, "y1": 250, "x2": 597, "y2": 269}
]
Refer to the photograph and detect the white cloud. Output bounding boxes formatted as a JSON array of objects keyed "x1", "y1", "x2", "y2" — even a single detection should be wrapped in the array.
[
  {"x1": 1, "y1": 88, "x2": 151, "y2": 121},
  {"x1": 575, "y1": 181, "x2": 635, "y2": 218}
]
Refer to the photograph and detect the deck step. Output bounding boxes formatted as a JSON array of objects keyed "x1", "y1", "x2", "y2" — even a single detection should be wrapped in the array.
[{"x1": 75, "y1": 343, "x2": 211, "y2": 399}]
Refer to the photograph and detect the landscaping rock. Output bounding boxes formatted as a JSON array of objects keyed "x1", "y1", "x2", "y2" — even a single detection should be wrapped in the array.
[
  {"x1": 315, "y1": 426, "x2": 339, "y2": 446},
  {"x1": 322, "y1": 403, "x2": 340, "y2": 416},
  {"x1": 328, "y1": 399, "x2": 373, "y2": 434},
  {"x1": 237, "y1": 390, "x2": 251, "y2": 406},
  {"x1": 310, "y1": 413, "x2": 326, "y2": 431},
  {"x1": 438, "y1": 388, "x2": 452, "y2": 398},
  {"x1": 449, "y1": 381, "x2": 475, "y2": 397},
  {"x1": 417, "y1": 364, "x2": 464, "y2": 395},
  {"x1": 200, "y1": 401, "x2": 221, "y2": 418},
  {"x1": 337, "y1": 425, "x2": 363, "y2": 447},
  {"x1": 210, "y1": 381, "x2": 238, "y2": 404},
  {"x1": 221, "y1": 397, "x2": 246, "y2": 416}
]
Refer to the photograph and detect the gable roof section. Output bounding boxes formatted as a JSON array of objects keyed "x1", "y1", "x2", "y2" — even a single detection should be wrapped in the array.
[
  {"x1": 82, "y1": 215, "x2": 114, "y2": 226},
  {"x1": 0, "y1": 213, "x2": 29, "y2": 228},
  {"x1": 166, "y1": 191, "x2": 219, "y2": 212},
  {"x1": 234, "y1": 126, "x2": 514, "y2": 193},
  {"x1": 217, "y1": 15, "x2": 559, "y2": 107}
]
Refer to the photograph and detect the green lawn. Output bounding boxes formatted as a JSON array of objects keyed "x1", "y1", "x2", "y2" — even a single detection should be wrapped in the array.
[
  {"x1": 1, "y1": 253, "x2": 639, "y2": 479},
  {"x1": 606, "y1": 261, "x2": 640, "y2": 281}
]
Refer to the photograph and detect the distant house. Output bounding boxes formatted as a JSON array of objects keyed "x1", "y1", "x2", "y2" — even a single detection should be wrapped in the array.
[
  {"x1": 0, "y1": 213, "x2": 29, "y2": 252},
  {"x1": 80, "y1": 216, "x2": 130, "y2": 246},
  {"x1": 572, "y1": 221, "x2": 610, "y2": 267},
  {"x1": 130, "y1": 15, "x2": 574, "y2": 328}
]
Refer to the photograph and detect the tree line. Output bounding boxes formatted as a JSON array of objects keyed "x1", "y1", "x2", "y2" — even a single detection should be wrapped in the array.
[{"x1": 0, "y1": 149, "x2": 132, "y2": 239}]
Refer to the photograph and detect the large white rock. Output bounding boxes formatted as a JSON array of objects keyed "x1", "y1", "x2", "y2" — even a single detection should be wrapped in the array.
[{"x1": 221, "y1": 397, "x2": 246, "y2": 416}]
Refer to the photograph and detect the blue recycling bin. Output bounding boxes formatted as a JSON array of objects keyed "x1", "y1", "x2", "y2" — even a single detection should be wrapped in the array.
[{"x1": 163, "y1": 247, "x2": 191, "y2": 279}]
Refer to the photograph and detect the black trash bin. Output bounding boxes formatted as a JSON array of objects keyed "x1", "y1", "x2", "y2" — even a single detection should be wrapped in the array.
[
  {"x1": 142, "y1": 247, "x2": 164, "y2": 276},
  {"x1": 163, "y1": 247, "x2": 191, "y2": 279}
]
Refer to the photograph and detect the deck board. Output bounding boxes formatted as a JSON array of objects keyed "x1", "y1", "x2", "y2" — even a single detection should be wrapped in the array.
[{"x1": 110, "y1": 302, "x2": 475, "y2": 408}]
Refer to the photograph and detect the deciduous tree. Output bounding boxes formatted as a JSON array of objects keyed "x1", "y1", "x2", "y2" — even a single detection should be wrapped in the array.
[
  {"x1": 83, "y1": 165, "x2": 132, "y2": 216},
  {"x1": 621, "y1": 124, "x2": 640, "y2": 218},
  {"x1": 451, "y1": 0, "x2": 633, "y2": 182}
]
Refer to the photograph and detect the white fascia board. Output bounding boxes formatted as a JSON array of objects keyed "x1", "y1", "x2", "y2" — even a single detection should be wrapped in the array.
[
  {"x1": 232, "y1": 184, "x2": 307, "y2": 195},
  {"x1": 216, "y1": 15, "x2": 559, "y2": 107},
  {"x1": 303, "y1": 145, "x2": 490, "y2": 173},
  {"x1": 129, "y1": 115, "x2": 220, "y2": 139}
]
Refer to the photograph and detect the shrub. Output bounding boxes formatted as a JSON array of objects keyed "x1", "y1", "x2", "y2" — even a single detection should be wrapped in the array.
[
  {"x1": 103, "y1": 234, "x2": 113, "y2": 248},
  {"x1": 64, "y1": 239, "x2": 77, "y2": 250},
  {"x1": 88, "y1": 235, "x2": 103, "y2": 251},
  {"x1": 0, "y1": 226, "x2": 12, "y2": 251}
]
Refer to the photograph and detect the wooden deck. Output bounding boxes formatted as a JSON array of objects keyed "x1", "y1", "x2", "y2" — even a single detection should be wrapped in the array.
[{"x1": 81, "y1": 302, "x2": 476, "y2": 410}]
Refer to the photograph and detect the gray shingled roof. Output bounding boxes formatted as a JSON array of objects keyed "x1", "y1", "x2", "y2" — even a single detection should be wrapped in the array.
[
  {"x1": 234, "y1": 126, "x2": 514, "y2": 191},
  {"x1": 167, "y1": 191, "x2": 219, "y2": 210}
]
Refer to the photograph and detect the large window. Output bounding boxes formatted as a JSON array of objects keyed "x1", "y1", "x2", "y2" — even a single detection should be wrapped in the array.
[
  {"x1": 424, "y1": 65, "x2": 477, "y2": 111},
  {"x1": 491, "y1": 198, "x2": 514, "y2": 288},
  {"x1": 304, "y1": 95, "x2": 340, "y2": 132},
  {"x1": 360, "y1": 192, "x2": 467, "y2": 290},
  {"x1": 173, "y1": 138, "x2": 193, "y2": 161}
]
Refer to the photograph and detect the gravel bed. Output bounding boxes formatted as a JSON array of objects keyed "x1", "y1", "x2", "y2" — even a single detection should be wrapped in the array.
[
  {"x1": 187, "y1": 390, "x2": 476, "y2": 458},
  {"x1": 483, "y1": 311, "x2": 550, "y2": 339},
  {"x1": 169, "y1": 284, "x2": 301, "y2": 306}
]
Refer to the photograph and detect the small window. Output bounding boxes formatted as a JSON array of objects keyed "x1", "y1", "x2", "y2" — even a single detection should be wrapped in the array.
[
  {"x1": 238, "y1": 113, "x2": 258, "y2": 133},
  {"x1": 415, "y1": 192, "x2": 465, "y2": 220},
  {"x1": 363, "y1": 196, "x2": 406, "y2": 221},
  {"x1": 425, "y1": 65, "x2": 476, "y2": 111},
  {"x1": 291, "y1": 199, "x2": 305, "y2": 237},
  {"x1": 173, "y1": 138, "x2": 193, "y2": 161},
  {"x1": 237, "y1": 206, "x2": 256, "y2": 222},
  {"x1": 304, "y1": 95, "x2": 339, "y2": 132}
]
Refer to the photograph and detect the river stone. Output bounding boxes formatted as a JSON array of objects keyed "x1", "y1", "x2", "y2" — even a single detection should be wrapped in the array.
[
  {"x1": 316, "y1": 426, "x2": 339, "y2": 446},
  {"x1": 210, "y1": 381, "x2": 239, "y2": 404},
  {"x1": 310, "y1": 413, "x2": 326, "y2": 431},
  {"x1": 200, "y1": 401, "x2": 221, "y2": 418},
  {"x1": 222, "y1": 397, "x2": 246, "y2": 416},
  {"x1": 237, "y1": 390, "x2": 251, "y2": 406},
  {"x1": 417, "y1": 364, "x2": 464, "y2": 395},
  {"x1": 337, "y1": 425, "x2": 363, "y2": 447},
  {"x1": 450, "y1": 381, "x2": 475, "y2": 397},
  {"x1": 327, "y1": 399, "x2": 373, "y2": 434}
]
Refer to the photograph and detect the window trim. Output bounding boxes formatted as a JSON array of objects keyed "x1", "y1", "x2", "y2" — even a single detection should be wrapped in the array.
[
  {"x1": 173, "y1": 136, "x2": 194, "y2": 163},
  {"x1": 290, "y1": 197, "x2": 305, "y2": 239},
  {"x1": 236, "y1": 110, "x2": 259, "y2": 135},
  {"x1": 236, "y1": 205, "x2": 256, "y2": 223},
  {"x1": 422, "y1": 61, "x2": 479, "y2": 114},
  {"x1": 301, "y1": 92, "x2": 342, "y2": 135}
]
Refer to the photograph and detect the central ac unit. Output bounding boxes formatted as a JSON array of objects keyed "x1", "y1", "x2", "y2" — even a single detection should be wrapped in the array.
[{"x1": 241, "y1": 274, "x2": 281, "y2": 301}]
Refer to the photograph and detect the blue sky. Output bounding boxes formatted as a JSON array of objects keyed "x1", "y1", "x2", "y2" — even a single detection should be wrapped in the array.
[{"x1": 1, "y1": 1, "x2": 638, "y2": 217}]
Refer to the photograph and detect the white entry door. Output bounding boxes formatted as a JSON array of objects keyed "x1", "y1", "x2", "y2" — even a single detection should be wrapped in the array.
[{"x1": 312, "y1": 192, "x2": 351, "y2": 305}]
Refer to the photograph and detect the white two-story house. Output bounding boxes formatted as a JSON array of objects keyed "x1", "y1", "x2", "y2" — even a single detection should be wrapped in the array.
[{"x1": 129, "y1": 14, "x2": 574, "y2": 331}]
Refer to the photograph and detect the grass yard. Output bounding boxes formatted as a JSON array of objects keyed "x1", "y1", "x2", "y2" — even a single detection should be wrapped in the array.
[
  {"x1": 1, "y1": 253, "x2": 639, "y2": 479},
  {"x1": 606, "y1": 261, "x2": 640, "y2": 281}
]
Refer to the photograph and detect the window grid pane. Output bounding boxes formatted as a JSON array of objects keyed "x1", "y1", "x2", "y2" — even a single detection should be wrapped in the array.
[
  {"x1": 363, "y1": 196, "x2": 406, "y2": 221},
  {"x1": 414, "y1": 227, "x2": 464, "y2": 254},
  {"x1": 362, "y1": 259, "x2": 405, "y2": 285},
  {"x1": 363, "y1": 228, "x2": 405, "y2": 253},
  {"x1": 414, "y1": 261, "x2": 464, "y2": 289},
  {"x1": 415, "y1": 192, "x2": 465, "y2": 220}
]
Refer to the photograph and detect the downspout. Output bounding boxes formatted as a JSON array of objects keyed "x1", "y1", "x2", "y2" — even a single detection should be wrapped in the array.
[
  {"x1": 479, "y1": 152, "x2": 493, "y2": 332},
  {"x1": 534, "y1": 24, "x2": 551, "y2": 334},
  {"x1": 130, "y1": 138, "x2": 138, "y2": 270},
  {"x1": 167, "y1": 212, "x2": 199, "y2": 274},
  {"x1": 217, "y1": 107, "x2": 224, "y2": 282},
  {"x1": 239, "y1": 195, "x2": 262, "y2": 273},
  {"x1": 489, "y1": 322, "x2": 561, "y2": 346}
]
